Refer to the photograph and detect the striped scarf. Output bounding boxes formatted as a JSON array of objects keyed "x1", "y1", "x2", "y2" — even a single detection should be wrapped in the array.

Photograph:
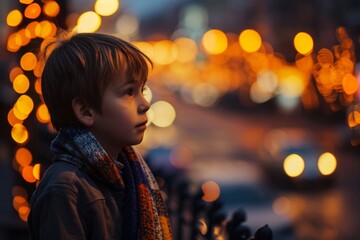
[{"x1": 50, "y1": 127, "x2": 172, "y2": 240}]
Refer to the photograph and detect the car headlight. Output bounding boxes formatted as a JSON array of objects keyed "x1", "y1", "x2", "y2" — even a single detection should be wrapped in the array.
[
  {"x1": 318, "y1": 152, "x2": 337, "y2": 175},
  {"x1": 283, "y1": 154, "x2": 305, "y2": 177}
]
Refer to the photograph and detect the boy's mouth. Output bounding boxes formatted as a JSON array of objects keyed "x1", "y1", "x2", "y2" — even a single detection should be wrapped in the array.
[{"x1": 135, "y1": 121, "x2": 148, "y2": 129}]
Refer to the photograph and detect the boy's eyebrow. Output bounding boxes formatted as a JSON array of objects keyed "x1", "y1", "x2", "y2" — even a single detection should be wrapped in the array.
[{"x1": 117, "y1": 78, "x2": 143, "y2": 88}]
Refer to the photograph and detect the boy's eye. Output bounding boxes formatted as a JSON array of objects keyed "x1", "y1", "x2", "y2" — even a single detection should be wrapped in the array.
[{"x1": 126, "y1": 88, "x2": 134, "y2": 96}]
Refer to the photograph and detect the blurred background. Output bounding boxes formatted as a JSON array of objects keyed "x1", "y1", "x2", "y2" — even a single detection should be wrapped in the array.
[{"x1": 1, "y1": 0, "x2": 360, "y2": 239}]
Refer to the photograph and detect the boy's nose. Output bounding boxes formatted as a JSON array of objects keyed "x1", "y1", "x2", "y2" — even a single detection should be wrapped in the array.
[{"x1": 139, "y1": 96, "x2": 150, "y2": 114}]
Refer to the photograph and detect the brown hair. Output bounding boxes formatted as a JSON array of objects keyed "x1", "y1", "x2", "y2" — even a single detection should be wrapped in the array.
[{"x1": 40, "y1": 31, "x2": 151, "y2": 131}]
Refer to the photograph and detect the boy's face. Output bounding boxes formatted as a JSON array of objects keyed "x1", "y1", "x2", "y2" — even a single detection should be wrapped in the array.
[{"x1": 90, "y1": 69, "x2": 150, "y2": 158}]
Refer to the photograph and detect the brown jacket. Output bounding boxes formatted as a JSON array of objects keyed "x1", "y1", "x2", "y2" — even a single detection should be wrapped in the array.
[{"x1": 28, "y1": 160, "x2": 125, "y2": 240}]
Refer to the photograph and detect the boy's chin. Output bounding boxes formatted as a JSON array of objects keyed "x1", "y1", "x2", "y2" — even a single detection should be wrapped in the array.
[{"x1": 131, "y1": 136, "x2": 145, "y2": 146}]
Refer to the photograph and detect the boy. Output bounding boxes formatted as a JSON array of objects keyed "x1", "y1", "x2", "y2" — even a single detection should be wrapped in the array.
[{"x1": 28, "y1": 31, "x2": 172, "y2": 240}]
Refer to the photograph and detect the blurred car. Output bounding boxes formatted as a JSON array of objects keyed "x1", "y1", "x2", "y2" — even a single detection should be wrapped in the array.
[
  {"x1": 187, "y1": 160, "x2": 295, "y2": 240},
  {"x1": 257, "y1": 128, "x2": 338, "y2": 188}
]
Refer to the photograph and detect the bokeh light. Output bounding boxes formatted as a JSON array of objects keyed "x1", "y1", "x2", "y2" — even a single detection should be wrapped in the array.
[
  {"x1": 202, "y1": 181, "x2": 220, "y2": 202},
  {"x1": 13, "y1": 74, "x2": 30, "y2": 94},
  {"x1": 7, "y1": 109, "x2": 23, "y2": 126},
  {"x1": 174, "y1": 37, "x2": 198, "y2": 63},
  {"x1": 150, "y1": 101, "x2": 176, "y2": 127},
  {"x1": 152, "y1": 40, "x2": 178, "y2": 65},
  {"x1": 95, "y1": 0, "x2": 119, "y2": 16},
  {"x1": 239, "y1": 29, "x2": 262, "y2": 53},
  {"x1": 6, "y1": 10, "x2": 23, "y2": 27},
  {"x1": 342, "y1": 73, "x2": 359, "y2": 95},
  {"x1": 76, "y1": 11, "x2": 101, "y2": 33},
  {"x1": 20, "y1": 0, "x2": 34, "y2": 4},
  {"x1": 294, "y1": 32, "x2": 314, "y2": 55},
  {"x1": 283, "y1": 154, "x2": 305, "y2": 177},
  {"x1": 36, "y1": 103, "x2": 51, "y2": 124},
  {"x1": 15, "y1": 147, "x2": 33, "y2": 167},
  {"x1": 11, "y1": 123, "x2": 29, "y2": 144},
  {"x1": 9, "y1": 67, "x2": 24, "y2": 83},
  {"x1": 33, "y1": 164, "x2": 41, "y2": 180},
  {"x1": 22, "y1": 165, "x2": 37, "y2": 183},
  {"x1": 35, "y1": 20, "x2": 57, "y2": 39},
  {"x1": 318, "y1": 152, "x2": 337, "y2": 175},
  {"x1": 20, "y1": 52, "x2": 37, "y2": 71},
  {"x1": 202, "y1": 29, "x2": 228, "y2": 55},
  {"x1": 43, "y1": 1, "x2": 60, "y2": 17},
  {"x1": 24, "y1": 3, "x2": 41, "y2": 19},
  {"x1": 15, "y1": 95, "x2": 34, "y2": 116}
]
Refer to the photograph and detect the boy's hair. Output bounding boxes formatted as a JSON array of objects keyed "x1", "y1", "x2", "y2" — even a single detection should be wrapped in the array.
[{"x1": 40, "y1": 31, "x2": 151, "y2": 131}]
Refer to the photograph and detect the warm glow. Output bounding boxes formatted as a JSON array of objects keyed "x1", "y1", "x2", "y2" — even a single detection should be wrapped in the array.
[
  {"x1": 9, "y1": 67, "x2": 24, "y2": 83},
  {"x1": 20, "y1": 0, "x2": 34, "y2": 4},
  {"x1": 283, "y1": 154, "x2": 305, "y2": 177},
  {"x1": 294, "y1": 32, "x2": 314, "y2": 55},
  {"x1": 17, "y1": 29, "x2": 31, "y2": 47},
  {"x1": 22, "y1": 165, "x2": 37, "y2": 183},
  {"x1": 150, "y1": 101, "x2": 176, "y2": 127},
  {"x1": 7, "y1": 109, "x2": 23, "y2": 126},
  {"x1": 15, "y1": 147, "x2": 32, "y2": 167},
  {"x1": 132, "y1": 42, "x2": 154, "y2": 60},
  {"x1": 174, "y1": 37, "x2": 198, "y2": 63},
  {"x1": 26, "y1": 21, "x2": 39, "y2": 39},
  {"x1": 354, "y1": 111, "x2": 360, "y2": 123},
  {"x1": 13, "y1": 195, "x2": 27, "y2": 211},
  {"x1": 317, "y1": 48, "x2": 334, "y2": 68},
  {"x1": 18, "y1": 206, "x2": 30, "y2": 222},
  {"x1": 239, "y1": 29, "x2": 262, "y2": 53},
  {"x1": 295, "y1": 54, "x2": 314, "y2": 72},
  {"x1": 202, "y1": 181, "x2": 220, "y2": 202},
  {"x1": 7, "y1": 33, "x2": 21, "y2": 52},
  {"x1": 7, "y1": 10, "x2": 23, "y2": 27},
  {"x1": 15, "y1": 95, "x2": 34, "y2": 116},
  {"x1": 318, "y1": 152, "x2": 337, "y2": 175},
  {"x1": 33, "y1": 62, "x2": 43, "y2": 78},
  {"x1": 43, "y1": 1, "x2": 60, "y2": 17},
  {"x1": 202, "y1": 29, "x2": 228, "y2": 55},
  {"x1": 348, "y1": 111, "x2": 360, "y2": 127},
  {"x1": 13, "y1": 74, "x2": 30, "y2": 94},
  {"x1": 348, "y1": 112, "x2": 357, "y2": 127},
  {"x1": 95, "y1": 0, "x2": 119, "y2": 16},
  {"x1": 342, "y1": 74, "x2": 359, "y2": 95},
  {"x1": 36, "y1": 103, "x2": 51, "y2": 123},
  {"x1": 11, "y1": 123, "x2": 29, "y2": 144},
  {"x1": 13, "y1": 105, "x2": 29, "y2": 120},
  {"x1": 20, "y1": 52, "x2": 37, "y2": 71},
  {"x1": 76, "y1": 11, "x2": 102, "y2": 33},
  {"x1": 277, "y1": 66, "x2": 306, "y2": 98},
  {"x1": 152, "y1": 40, "x2": 178, "y2": 65},
  {"x1": 35, "y1": 20, "x2": 57, "y2": 39},
  {"x1": 33, "y1": 163, "x2": 41, "y2": 180},
  {"x1": 34, "y1": 78, "x2": 42, "y2": 94},
  {"x1": 24, "y1": 3, "x2": 41, "y2": 19}
]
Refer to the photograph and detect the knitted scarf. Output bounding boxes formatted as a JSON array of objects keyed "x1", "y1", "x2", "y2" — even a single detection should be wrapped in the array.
[{"x1": 50, "y1": 127, "x2": 172, "y2": 240}]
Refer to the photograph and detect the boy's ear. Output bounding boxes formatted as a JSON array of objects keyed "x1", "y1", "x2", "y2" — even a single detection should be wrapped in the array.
[{"x1": 71, "y1": 98, "x2": 95, "y2": 127}]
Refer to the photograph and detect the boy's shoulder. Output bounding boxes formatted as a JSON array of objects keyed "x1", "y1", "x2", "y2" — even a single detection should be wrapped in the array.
[{"x1": 32, "y1": 160, "x2": 110, "y2": 205}]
